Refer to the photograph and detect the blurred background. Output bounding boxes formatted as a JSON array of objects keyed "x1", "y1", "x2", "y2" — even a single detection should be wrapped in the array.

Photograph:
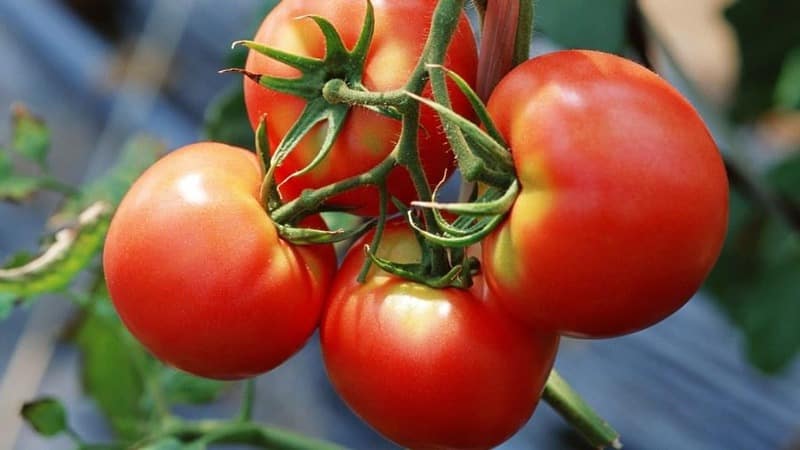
[{"x1": 1, "y1": 0, "x2": 799, "y2": 449}]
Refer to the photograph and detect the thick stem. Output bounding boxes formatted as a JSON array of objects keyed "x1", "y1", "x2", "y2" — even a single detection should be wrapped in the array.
[
  {"x1": 322, "y1": 79, "x2": 406, "y2": 108},
  {"x1": 543, "y1": 370, "x2": 622, "y2": 450}
]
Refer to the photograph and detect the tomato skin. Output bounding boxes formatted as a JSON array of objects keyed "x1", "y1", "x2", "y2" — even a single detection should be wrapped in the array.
[
  {"x1": 103, "y1": 143, "x2": 335, "y2": 380},
  {"x1": 482, "y1": 50, "x2": 729, "y2": 338},
  {"x1": 243, "y1": 0, "x2": 478, "y2": 216},
  {"x1": 321, "y1": 223, "x2": 559, "y2": 449}
]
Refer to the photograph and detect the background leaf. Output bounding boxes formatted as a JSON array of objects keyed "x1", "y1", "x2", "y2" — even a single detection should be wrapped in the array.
[
  {"x1": 72, "y1": 297, "x2": 150, "y2": 441},
  {"x1": 707, "y1": 154, "x2": 800, "y2": 373},
  {"x1": 535, "y1": 0, "x2": 631, "y2": 54},
  {"x1": 11, "y1": 105, "x2": 51, "y2": 169},
  {"x1": 20, "y1": 397, "x2": 69, "y2": 437},
  {"x1": 724, "y1": 0, "x2": 800, "y2": 121},
  {"x1": 774, "y1": 47, "x2": 800, "y2": 110},
  {"x1": 161, "y1": 369, "x2": 226, "y2": 406}
]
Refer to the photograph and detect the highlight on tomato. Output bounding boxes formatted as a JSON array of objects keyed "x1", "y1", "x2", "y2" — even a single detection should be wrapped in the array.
[
  {"x1": 321, "y1": 222, "x2": 560, "y2": 449},
  {"x1": 103, "y1": 142, "x2": 336, "y2": 380},
  {"x1": 243, "y1": 0, "x2": 478, "y2": 215},
  {"x1": 482, "y1": 50, "x2": 729, "y2": 338}
]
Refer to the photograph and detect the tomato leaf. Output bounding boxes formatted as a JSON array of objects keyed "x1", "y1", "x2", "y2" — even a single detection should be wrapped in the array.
[
  {"x1": 73, "y1": 297, "x2": 149, "y2": 441},
  {"x1": 203, "y1": 84, "x2": 254, "y2": 151},
  {"x1": 707, "y1": 154, "x2": 800, "y2": 373},
  {"x1": 49, "y1": 135, "x2": 163, "y2": 227},
  {"x1": 724, "y1": 0, "x2": 800, "y2": 121},
  {"x1": 161, "y1": 369, "x2": 226, "y2": 405},
  {"x1": 0, "y1": 151, "x2": 45, "y2": 201},
  {"x1": 137, "y1": 438, "x2": 186, "y2": 450},
  {"x1": 535, "y1": 0, "x2": 631, "y2": 54},
  {"x1": 11, "y1": 105, "x2": 51, "y2": 169},
  {"x1": 775, "y1": 47, "x2": 800, "y2": 110},
  {"x1": 0, "y1": 202, "x2": 111, "y2": 301},
  {"x1": 0, "y1": 292, "x2": 14, "y2": 320},
  {"x1": 20, "y1": 397, "x2": 68, "y2": 437}
]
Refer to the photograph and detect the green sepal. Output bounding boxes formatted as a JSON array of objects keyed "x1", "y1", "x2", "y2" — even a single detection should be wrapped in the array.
[
  {"x1": 276, "y1": 217, "x2": 376, "y2": 245},
  {"x1": 413, "y1": 180, "x2": 518, "y2": 216},
  {"x1": 227, "y1": 0, "x2": 378, "y2": 226},
  {"x1": 231, "y1": 40, "x2": 323, "y2": 72},
  {"x1": 408, "y1": 209, "x2": 506, "y2": 248},
  {"x1": 364, "y1": 245, "x2": 468, "y2": 289}
]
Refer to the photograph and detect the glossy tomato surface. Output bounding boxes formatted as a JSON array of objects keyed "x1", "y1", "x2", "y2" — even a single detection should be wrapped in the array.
[
  {"x1": 483, "y1": 50, "x2": 729, "y2": 338},
  {"x1": 244, "y1": 0, "x2": 478, "y2": 215},
  {"x1": 321, "y1": 223, "x2": 559, "y2": 449},
  {"x1": 103, "y1": 143, "x2": 335, "y2": 379}
]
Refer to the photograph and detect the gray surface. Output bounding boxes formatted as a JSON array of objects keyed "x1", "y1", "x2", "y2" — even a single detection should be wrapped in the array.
[{"x1": 1, "y1": 1, "x2": 799, "y2": 449}]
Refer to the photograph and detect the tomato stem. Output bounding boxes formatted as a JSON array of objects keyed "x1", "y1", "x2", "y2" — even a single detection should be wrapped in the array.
[
  {"x1": 238, "y1": 379, "x2": 255, "y2": 422},
  {"x1": 543, "y1": 370, "x2": 623, "y2": 449},
  {"x1": 156, "y1": 419, "x2": 346, "y2": 450}
]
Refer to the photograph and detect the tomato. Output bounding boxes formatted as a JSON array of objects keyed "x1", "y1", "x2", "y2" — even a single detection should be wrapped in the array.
[
  {"x1": 482, "y1": 50, "x2": 729, "y2": 338},
  {"x1": 244, "y1": 0, "x2": 478, "y2": 216},
  {"x1": 321, "y1": 223, "x2": 559, "y2": 449},
  {"x1": 103, "y1": 143, "x2": 335, "y2": 380}
]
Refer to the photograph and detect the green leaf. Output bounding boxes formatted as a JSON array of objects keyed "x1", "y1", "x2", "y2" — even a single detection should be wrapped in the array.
[
  {"x1": 724, "y1": 0, "x2": 800, "y2": 121},
  {"x1": 0, "y1": 202, "x2": 111, "y2": 299},
  {"x1": 11, "y1": 105, "x2": 51, "y2": 169},
  {"x1": 0, "y1": 292, "x2": 14, "y2": 320},
  {"x1": 73, "y1": 297, "x2": 149, "y2": 441},
  {"x1": 775, "y1": 47, "x2": 800, "y2": 110},
  {"x1": 138, "y1": 438, "x2": 186, "y2": 450},
  {"x1": 535, "y1": 0, "x2": 631, "y2": 54},
  {"x1": 161, "y1": 369, "x2": 226, "y2": 405},
  {"x1": 203, "y1": 84, "x2": 254, "y2": 151},
  {"x1": 0, "y1": 151, "x2": 44, "y2": 201},
  {"x1": 20, "y1": 397, "x2": 68, "y2": 437},
  {"x1": 50, "y1": 135, "x2": 163, "y2": 227},
  {"x1": 707, "y1": 154, "x2": 800, "y2": 373}
]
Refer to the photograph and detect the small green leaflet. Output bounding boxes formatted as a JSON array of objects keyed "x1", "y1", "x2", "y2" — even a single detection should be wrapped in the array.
[
  {"x1": 10, "y1": 104, "x2": 51, "y2": 169},
  {"x1": 0, "y1": 202, "x2": 111, "y2": 298},
  {"x1": 20, "y1": 397, "x2": 69, "y2": 437}
]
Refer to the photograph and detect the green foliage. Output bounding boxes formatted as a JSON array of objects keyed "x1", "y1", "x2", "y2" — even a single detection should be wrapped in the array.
[
  {"x1": 161, "y1": 369, "x2": 226, "y2": 406},
  {"x1": 535, "y1": 0, "x2": 631, "y2": 54},
  {"x1": 50, "y1": 136, "x2": 163, "y2": 226},
  {"x1": 21, "y1": 398, "x2": 69, "y2": 437},
  {"x1": 0, "y1": 202, "x2": 110, "y2": 301},
  {"x1": 725, "y1": 0, "x2": 800, "y2": 121},
  {"x1": 707, "y1": 155, "x2": 800, "y2": 373},
  {"x1": 11, "y1": 105, "x2": 51, "y2": 168},
  {"x1": 775, "y1": 48, "x2": 800, "y2": 110},
  {"x1": 73, "y1": 297, "x2": 150, "y2": 441},
  {"x1": 204, "y1": 84, "x2": 254, "y2": 150},
  {"x1": 202, "y1": 0, "x2": 279, "y2": 151}
]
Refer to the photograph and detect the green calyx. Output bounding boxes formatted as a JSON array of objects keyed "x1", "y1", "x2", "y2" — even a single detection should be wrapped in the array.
[{"x1": 226, "y1": 0, "x2": 384, "y2": 217}]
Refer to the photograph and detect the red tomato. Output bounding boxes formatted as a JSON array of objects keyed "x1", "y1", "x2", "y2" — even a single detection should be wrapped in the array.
[
  {"x1": 482, "y1": 50, "x2": 729, "y2": 338},
  {"x1": 103, "y1": 143, "x2": 335, "y2": 380},
  {"x1": 244, "y1": 0, "x2": 478, "y2": 215},
  {"x1": 321, "y1": 223, "x2": 559, "y2": 449}
]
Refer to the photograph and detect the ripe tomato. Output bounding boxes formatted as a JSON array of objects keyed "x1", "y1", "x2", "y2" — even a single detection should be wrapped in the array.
[
  {"x1": 482, "y1": 50, "x2": 729, "y2": 338},
  {"x1": 243, "y1": 0, "x2": 478, "y2": 215},
  {"x1": 103, "y1": 143, "x2": 335, "y2": 380},
  {"x1": 321, "y1": 223, "x2": 559, "y2": 449}
]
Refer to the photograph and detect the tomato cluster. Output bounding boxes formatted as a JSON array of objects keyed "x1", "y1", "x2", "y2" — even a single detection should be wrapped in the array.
[{"x1": 102, "y1": 1, "x2": 728, "y2": 449}]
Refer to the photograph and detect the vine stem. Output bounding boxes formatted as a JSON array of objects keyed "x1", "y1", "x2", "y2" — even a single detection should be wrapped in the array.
[
  {"x1": 238, "y1": 379, "x2": 256, "y2": 422},
  {"x1": 543, "y1": 370, "x2": 622, "y2": 449},
  {"x1": 158, "y1": 420, "x2": 346, "y2": 450}
]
